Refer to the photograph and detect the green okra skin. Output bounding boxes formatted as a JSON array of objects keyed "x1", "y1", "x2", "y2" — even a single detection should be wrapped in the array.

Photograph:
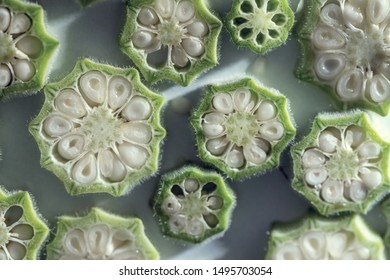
[
  {"x1": 46, "y1": 207, "x2": 159, "y2": 260},
  {"x1": 29, "y1": 58, "x2": 166, "y2": 196},
  {"x1": 226, "y1": 0, "x2": 295, "y2": 54},
  {"x1": 0, "y1": 0, "x2": 59, "y2": 99},
  {"x1": 266, "y1": 214, "x2": 386, "y2": 260},
  {"x1": 295, "y1": 0, "x2": 390, "y2": 116},
  {"x1": 154, "y1": 166, "x2": 236, "y2": 244},
  {"x1": 191, "y1": 77, "x2": 296, "y2": 180},
  {"x1": 119, "y1": 0, "x2": 222, "y2": 86},
  {"x1": 291, "y1": 111, "x2": 390, "y2": 215},
  {"x1": 0, "y1": 187, "x2": 49, "y2": 260}
]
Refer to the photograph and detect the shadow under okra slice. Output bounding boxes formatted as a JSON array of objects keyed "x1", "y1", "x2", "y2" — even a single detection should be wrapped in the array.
[{"x1": 29, "y1": 58, "x2": 166, "y2": 196}]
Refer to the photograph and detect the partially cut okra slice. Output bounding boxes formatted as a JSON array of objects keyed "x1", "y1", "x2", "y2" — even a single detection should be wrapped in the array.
[
  {"x1": 226, "y1": 0, "x2": 294, "y2": 54},
  {"x1": 119, "y1": 0, "x2": 222, "y2": 86},
  {"x1": 0, "y1": 187, "x2": 49, "y2": 260},
  {"x1": 154, "y1": 166, "x2": 236, "y2": 243},
  {"x1": 266, "y1": 214, "x2": 385, "y2": 260},
  {"x1": 0, "y1": 0, "x2": 58, "y2": 99},
  {"x1": 296, "y1": 0, "x2": 390, "y2": 115},
  {"x1": 291, "y1": 112, "x2": 390, "y2": 215},
  {"x1": 191, "y1": 78, "x2": 296, "y2": 179},
  {"x1": 29, "y1": 58, "x2": 166, "y2": 196},
  {"x1": 46, "y1": 208, "x2": 159, "y2": 260}
]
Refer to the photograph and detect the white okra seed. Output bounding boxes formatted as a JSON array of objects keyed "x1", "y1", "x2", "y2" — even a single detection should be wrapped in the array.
[
  {"x1": 43, "y1": 115, "x2": 73, "y2": 137},
  {"x1": 202, "y1": 123, "x2": 224, "y2": 138},
  {"x1": 360, "y1": 168, "x2": 382, "y2": 189},
  {"x1": 8, "y1": 13, "x2": 31, "y2": 34},
  {"x1": 226, "y1": 148, "x2": 245, "y2": 168},
  {"x1": 367, "y1": 0, "x2": 390, "y2": 25},
  {"x1": 206, "y1": 136, "x2": 229, "y2": 155},
  {"x1": 327, "y1": 230, "x2": 351, "y2": 259},
  {"x1": 358, "y1": 141, "x2": 381, "y2": 159},
  {"x1": 186, "y1": 219, "x2": 204, "y2": 236},
  {"x1": 184, "y1": 178, "x2": 199, "y2": 192},
  {"x1": 243, "y1": 139, "x2": 267, "y2": 164},
  {"x1": 320, "y1": 3, "x2": 344, "y2": 26},
  {"x1": 187, "y1": 20, "x2": 209, "y2": 37},
  {"x1": 55, "y1": 89, "x2": 87, "y2": 119},
  {"x1": 99, "y1": 149, "x2": 127, "y2": 182},
  {"x1": 122, "y1": 122, "x2": 152, "y2": 144},
  {"x1": 341, "y1": 247, "x2": 370, "y2": 260},
  {"x1": 138, "y1": 7, "x2": 159, "y2": 26},
  {"x1": 11, "y1": 224, "x2": 34, "y2": 240},
  {"x1": 368, "y1": 74, "x2": 390, "y2": 103},
  {"x1": 172, "y1": 46, "x2": 189, "y2": 67},
  {"x1": 79, "y1": 71, "x2": 106, "y2": 106},
  {"x1": 0, "y1": 7, "x2": 11, "y2": 31},
  {"x1": 318, "y1": 130, "x2": 339, "y2": 153},
  {"x1": 345, "y1": 180, "x2": 367, "y2": 202},
  {"x1": 122, "y1": 96, "x2": 152, "y2": 121},
  {"x1": 343, "y1": 2, "x2": 364, "y2": 28},
  {"x1": 132, "y1": 30, "x2": 154, "y2": 49},
  {"x1": 12, "y1": 59, "x2": 35, "y2": 82},
  {"x1": 302, "y1": 149, "x2": 326, "y2": 168},
  {"x1": 304, "y1": 167, "x2": 328, "y2": 186},
  {"x1": 118, "y1": 142, "x2": 148, "y2": 169},
  {"x1": 275, "y1": 244, "x2": 303, "y2": 260},
  {"x1": 162, "y1": 196, "x2": 181, "y2": 214},
  {"x1": 0, "y1": 64, "x2": 12, "y2": 87},
  {"x1": 314, "y1": 53, "x2": 346, "y2": 81},
  {"x1": 168, "y1": 214, "x2": 186, "y2": 233},
  {"x1": 15, "y1": 36, "x2": 43, "y2": 59},
  {"x1": 181, "y1": 38, "x2": 205, "y2": 57},
  {"x1": 203, "y1": 112, "x2": 225, "y2": 125},
  {"x1": 212, "y1": 93, "x2": 234, "y2": 114},
  {"x1": 312, "y1": 26, "x2": 346, "y2": 50},
  {"x1": 255, "y1": 100, "x2": 277, "y2": 121},
  {"x1": 345, "y1": 125, "x2": 366, "y2": 148},
  {"x1": 63, "y1": 229, "x2": 88, "y2": 256},
  {"x1": 233, "y1": 88, "x2": 252, "y2": 112},
  {"x1": 71, "y1": 153, "x2": 98, "y2": 184},
  {"x1": 176, "y1": 0, "x2": 195, "y2": 22},
  {"x1": 108, "y1": 76, "x2": 132, "y2": 110},
  {"x1": 206, "y1": 195, "x2": 223, "y2": 210},
  {"x1": 321, "y1": 180, "x2": 343, "y2": 203},
  {"x1": 260, "y1": 121, "x2": 284, "y2": 140},
  {"x1": 57, "y1": 134, "x2": 85, "y2": 160},
  {"x1": 299, "y1": 231, "x2": 326, "y2": 260},
  {"x1": 155, "y1": 0, "x2": 175, "y2": 18},
  {"x1": 87, "y1": 224, "x2": 110, "y2": 256}
]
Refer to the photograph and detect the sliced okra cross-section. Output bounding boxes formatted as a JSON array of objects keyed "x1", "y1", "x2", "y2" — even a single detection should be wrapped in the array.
[
  {"x1": 291, "y1": 112, "x2": 390, "y2": 215},
  {"x1": 226, "y1": 0, "x2": 294, "y2": 54},
  {"x1": 266, "y1": 214, "x2": 385, "y2": 260},
  {"x1": 29, "y1": 58, "x2": 166, "y2": 196},
  {"x1": 191, "y1": 78, "x2": 296, "y2": 180},
  {"x1": 0, "y1": 187, "x2": 49, "y2": 260},
  {"x1": 46, "y1": 208, "x2": 159, "y2": 260},
  {"x1": 295, "y1": 0, "x2": 390, "y2": 115},
  {"x1": 154, "y1": 166, "x2": 236, "y2": 243},
  {"x1": 0, "y1": 0, "x2": 58, "y2": 99},
  {"x1": 119, "y1": 0, "x2": 222, "y2": 86}
]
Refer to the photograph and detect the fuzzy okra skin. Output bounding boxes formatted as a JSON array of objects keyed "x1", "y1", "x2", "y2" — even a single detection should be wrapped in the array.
[
  {"x1": 226, "y1": 0, "x2": 294, "y2": 54},
  {"x1": 29, "y1": 58, "x2": 166, "y2": 196},
  {"x1": 191, "y1": 78, "x2": 296, "y2": 180},
  {"x1": 154, "y1": 166, "x2": 236, "y2": 243},
  {"x1": 46, "y1": 208, "x2": 159, "y2": 260},
  {"x1": 291, "y1": 112, "x2": 390, "y2": 215},
  {"x1": 295, "y1": 0, "x2": 390, "y2": 115},
  {"x1": 266, "y1": 214, "x2": 385, "y2": 260},
  {"x1": 0, "y1": 0, "x2": 58, "y2": 99},
  {"x1": 0, "y1": 187, "x2": 49, "y2": 260},
  {"x1": 119, "y1": 0, "x2": 222, "y2": 86}
]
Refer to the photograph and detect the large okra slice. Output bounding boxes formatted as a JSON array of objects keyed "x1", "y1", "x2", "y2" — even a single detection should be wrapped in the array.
[
  {"x1": 154, "y1": 166, "x2": 236, "y2": 243},
  {"x1": 119, "y1": 0, "x2": 222, "y2": 86},
  {"x1": 296, "y1": 0, "x2": 390, "y2": 115},
  {"x1": 29, "y1": 58, "x2": 166, "y2": 196},
  {"x1": 291, "y1": 112, "x2": 390, "y2": 215},
  {"x1": 0, "y1": 187, "x2": 49, "y2": 260},
  {"x1": 191, "y1": 78, "x2": 296, "y2": 179},
  {"x1": 266, "y1": 215, "x2": 385, "y2": 260},
  {"x1": 0, "y1": 0, "x2": 58, "y2": 99},
  {"x1": 46, "y1": 208, "x2": 159, "y2": 260},
  {"x1": 226, "y1": 0, "x2": 294, "y2": 54}
]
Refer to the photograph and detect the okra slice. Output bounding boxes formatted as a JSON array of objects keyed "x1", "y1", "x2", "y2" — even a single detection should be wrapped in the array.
[
  {"x1": 0, "y1": 187, "x2": 49, "y2": 260},
  {"x1": 46, "y1": 208, "x2": 159, "y2": 260},
  {"x1": 266, "y1": 215, "x2": 385, "y2": 260},
  {"x1": 0, "y1": 0, "x2": 58, "y2": 99},
  {"x1": 191, "y1": 78, "x2": 296, "y2": 179},
  {"x1": 29, "y1": 58, "x2": 166, "y2": 196},
  {"x1": 226, "y1": 0, "x2": 294, "y2": 54},
  {"x1": 154, "y1": 166, "x2": 236, "y2": 243},
  {"x1": 119, "y1": 0, "x2": 222, "y2": 86},
  {"x1": 291, "y1": 112, "x2": 390, "y2": 215},
  {"x1": 296, "y1": 0, "x2": 390, "y2": 115}
]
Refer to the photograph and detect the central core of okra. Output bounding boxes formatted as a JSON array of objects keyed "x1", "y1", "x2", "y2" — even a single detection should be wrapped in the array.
[
  {"x1": 0, "y1": 222, "x2": 9, "y2": 246},
  {"x1": 158, "y1": 20, "x2": 185, "y2": 46},
  {"x1": 81, "y1": 107, "x2": 123, "y2": 153},
  {"x1": 0, "y1": 32, "x2": 16, "y2": 62},
  {"x1": 225, "y1": 112, "x2": 258, "y2": 146},
  {"x1": 326, "y1": 147, "x2": 359, "y2": 181},
  {"x1": 180, "y1": 192, "x2": 206, "y2": 218}
]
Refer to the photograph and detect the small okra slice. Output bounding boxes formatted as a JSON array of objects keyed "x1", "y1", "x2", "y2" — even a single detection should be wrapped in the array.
[
  {"x1": 0, "y1": 0, "x2": 58, "y2": 99},
  {"x1": 226, "y1": 0, "x2": 294, "y2": 54},
  {"x1": 295, "y1": 0, "x2": 390, "y2": 115},
  {"x1": 154, "y1": 166, "x2": 236, "y2": 243},
  {"x1": 0, "y1": 187, "x2": 49, "y2": 260},
  {"x1": 46, "y1": 208, "x2": 159, "y2": 260},
  {"x1": 29, "y1": 58, "x2": 166, "y2": 196},
  {"x1": 191, "y1": 78, "x2": 296, "y2": 180},
  {"x1": 119, "y1": 0, "x2": 222, "y2": 86},
  {"x1": 266, "y1": 214, "x2": 385, "y2": 260},
  {"x1": 291, "y1": 112, "x2": 390, "y2": 215}
]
